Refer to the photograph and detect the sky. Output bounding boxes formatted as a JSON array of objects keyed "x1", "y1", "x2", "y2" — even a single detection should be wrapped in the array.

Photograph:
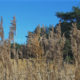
[{"x1": 0, "y1": 0, "x2": 79, "y2": 44}]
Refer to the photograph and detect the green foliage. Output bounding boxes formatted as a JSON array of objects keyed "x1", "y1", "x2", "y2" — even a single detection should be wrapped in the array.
[
  {"x1": 56, "y1": 6, "x2": 80, "y2": 29},
  {"x1": 61, "y1": 22, "x2": 72, "y2": 38},
  {"x1": 63, "y1": 39, "x2": 74, "y2": 63},
  {"x1": 11, "y1": 43, "x2": 22, "y2": 50},
  {"x1": 56, "y1": 6, "x2": 80, "y2": 22},
  {"x1": 56, "y1": 12, "x2": 75, "y2": 22},
  {"x1": 56, "y1": 6, "x2": 80, "y2": 63}
]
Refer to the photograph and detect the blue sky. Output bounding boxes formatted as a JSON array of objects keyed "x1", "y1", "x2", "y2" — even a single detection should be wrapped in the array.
[{"x1": 0, "y1": 0, "x2": 79, "y2": 44}]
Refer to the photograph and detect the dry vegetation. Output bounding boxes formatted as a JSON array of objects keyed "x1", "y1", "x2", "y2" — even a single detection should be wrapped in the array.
[{"x1": 0, "y1": 15, "x2": 80, "y2": 80}]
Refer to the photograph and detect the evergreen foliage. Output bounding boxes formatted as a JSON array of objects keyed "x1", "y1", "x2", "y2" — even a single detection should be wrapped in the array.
[{"x1": 56, "y1": 6, "x2": 80, "y2": 63}]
